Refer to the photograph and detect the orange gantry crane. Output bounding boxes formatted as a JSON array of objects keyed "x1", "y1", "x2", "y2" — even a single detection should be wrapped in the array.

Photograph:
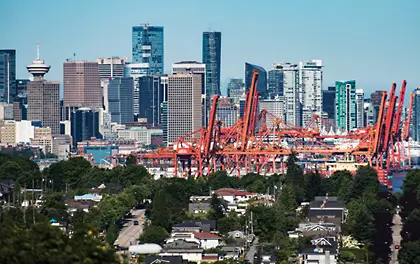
[{"x1": 139, "y1": 71, "x2": 411, "y2": 189}]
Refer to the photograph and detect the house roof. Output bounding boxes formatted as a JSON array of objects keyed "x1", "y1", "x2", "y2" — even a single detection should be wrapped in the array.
[
  {"x1": 308, "y1": 209, "x2": 343, "y2": 218},
  {"x1": 183, "y1": 220, "x2": 217, "y2": 230},
  {"x1": 310, "y1": 197, "x2": 345, "y2": 209},
  {"x1": 193, "y1": 232, "x2": 221, "y2": 240},
  {"x1": 145, "y1": 256, "x2": 185, "y2": 264},
  {"x1": 173, "y1": 223, "x2": 201, "y2": 229},
  {"x1": 215, "y1": 188, "x2": 256, "y2": 197},
  {"x1": 188, "y1": 203, "x2": 211, "y2": 212}
]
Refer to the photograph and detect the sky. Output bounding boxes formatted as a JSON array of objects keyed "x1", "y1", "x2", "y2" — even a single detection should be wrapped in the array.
[{"x1": 1, "y1": 0, "x2": 419, "y2": 96}]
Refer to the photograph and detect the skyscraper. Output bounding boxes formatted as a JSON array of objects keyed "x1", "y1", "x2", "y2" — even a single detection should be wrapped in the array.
[
  {"x1": 335, "y1": 80, "x2": 356, "y2": 131},
  {"x1": 138, "y1": 76, "x2": 166, "y2": 126},
  {"x1": 70, "y1": 108, "x2": 100, "y2": 148},
  {"x1": 355, "y1": 89, "x2": 365, "y2": 128},
  {"x1": 108, "y1": 77, "x2": 134, "y2": 124},
  {"x1": 370, "y1": 90, "x2": 385, "y2": 123},
  {"x1": 272, "y1": 63, "x2": 301, "y2": 126},
  {"x1": 227, "y1": 78, "x2": 245, "y2": 105},
  {"x1": 172, "y1": 61, "x2": 206, "y2": 126},
  {"x1": 26, "y1": 46, "x2": 60, "y2": 134},
  {"x1": 0, "y1": 50, "x2": 16, "y2": 103},
  {"x1": 216, "y1": 97, "x2": 238, "y2": 127},
  {"x1": 202, "y1": 31, "x2": 222, "y2": 96},
  {"x1": 245, "y1": 63, "x2": 267, "y2": 98},
  {"x1": 132, "y1": 25, "x2": 164, "y2": 75},
  {"x1": 322, "y1": 86, "x2": 336, "y2": 126},
  {"x1": 167, "y1": 74, "x2": 202, "y2": 144},
  {"x1": 16, "y1": 79, "x2": 29, "y2": 95},
  {"x1": 124, "y1": 62, "x2": 150, "y2": 115},
  {"x1": 411, "y1": 87, "x2": 420, "y2": 142},
  {"x1": 63, "y1": 61, "x2": 102, "y2": 109},
  {"x1": 260, "y1": 97, "x2": 285, "y2": 127},
  {"x1": 96, "y1": 57, "x2": 128, "y2": 79},
  {"x1": 299, "y1": 60, "x2": 323, "y2": 126},
  {"x1": 268, "y1": 67, "x2": 284, "y2": 98}
]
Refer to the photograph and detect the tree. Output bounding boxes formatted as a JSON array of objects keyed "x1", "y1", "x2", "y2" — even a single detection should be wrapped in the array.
[
  {"x1": 400, "y1": 169, "x2": 420, "y2": 218},
  {"x1": 125, "y1": 155, "x2": 137, "y2": 165},
  {"x1": 218, "y1": 211, "x2": 241, "y2": 234},
  {"x1": 401, "y1": 209, "x2": 420, "y2": 243},
  {"x1": 303, "y1": 171, "x2": 322, "y2": 201},
  {"x1": 348, "y1": 166, "x2": 380, "y2": 201},
  {"x1": 139, "y1": 225, "x2": 169, "y2": 245},
  {"x1": 151, "y1": 189, "x2": 172, "y2": 230},
  {"x1": 208, "y1": 194, "x2": 226, "y2": 221},
  {"x1": 126, "y1": 184, "x2": 151, "y2": 205},
  {"x1": 285, "y1": 152, "x2": 304, "y2": 202},
  {"x1": 346, "y1": 200, "x2": 375, "y2": 245},
  {"x1": 398, "y1": 240, "x2": 420, "y2": 264},
  {"x1": 276, "y1": 184, "x2": 297, "y2": 213}
]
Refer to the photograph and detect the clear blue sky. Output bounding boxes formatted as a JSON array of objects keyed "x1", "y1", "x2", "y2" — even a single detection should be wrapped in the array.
[{"x1": 1, "y1": 0, "x2": 419, "y2": 96}]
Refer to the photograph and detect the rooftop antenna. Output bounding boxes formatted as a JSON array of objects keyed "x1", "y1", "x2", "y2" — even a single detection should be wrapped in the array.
[{"x1": 36, "y1": 42, "x2": 40, "y2": 60}]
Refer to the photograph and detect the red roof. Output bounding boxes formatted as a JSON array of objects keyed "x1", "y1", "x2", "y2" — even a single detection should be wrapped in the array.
[
  {"x1": 215, "y1": 188, "x2": 256, "y2": 197},
  {"x1": 193, "y1": 232, "x2": 221, "y2": 240}
]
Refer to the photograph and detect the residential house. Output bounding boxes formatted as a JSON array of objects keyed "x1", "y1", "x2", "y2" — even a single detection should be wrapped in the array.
[
  {"x1": 189, "y1": 201, "x2": 211, "y2": 214},
  {"x1": 65, "y1": 199, "x2": 98, "y2": 213},
  {"x1": 214, "y1": 188, "x2": 257, "y2": 204},
  {"x1": 308, "y1": 196, "x2": 346, "y2": 225},
  {"x1": 172, "y1": 223, "x2": 201, "y2": 233},
  {"x1": 193, "y1": 232, "x2": 222, "y2": 249},
  {"x1": 160, "y1": 240, "x2": 203, "y2": 263},
  {"x1": 183, "y1": 220, "x2": 217, "y2": 232},
  {"x1": 201, "y1": 253, "x2": 220, "y2": 263},
  {"x1": 74, "y1": 193, "x2": 102, "y2": 202},
  {"x1": 0, "y1": 180, "x2": 14, "y2": 203},
  {"x1": 221, "y1": 246, "x2": 242, "y2": 260},
  {"x1": 300, "y1": 236, "x2": 338, "y2": 264},
  {"x1": 288, "y1": 222, "x2": 339, "y2": 239},
  {"x1": 145, "y1": 256, "x2": 186, "y2": 264},
  {"x1": 260, "y1": 254, "x2": 277, "y2": 264}
]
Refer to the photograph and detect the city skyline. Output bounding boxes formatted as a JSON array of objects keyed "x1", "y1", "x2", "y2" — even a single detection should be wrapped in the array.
[{"x1": 1, "y1": 0, "x2": 419, "y2": 96}]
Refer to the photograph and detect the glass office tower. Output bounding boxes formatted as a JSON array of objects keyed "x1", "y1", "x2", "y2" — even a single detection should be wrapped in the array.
[
  {"x1": 202, "y1": 31, "x2": 222, "y2": 96},
  {"x1": 132, "y1": 25, "x2": 164, "y2": 75}
]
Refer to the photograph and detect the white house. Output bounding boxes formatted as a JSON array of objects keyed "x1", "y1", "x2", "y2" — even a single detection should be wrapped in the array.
[
  {"x1": 193, "y1": 232, "x2": 222, "y2": 249},
  {"x1": 214, "y1": 188, "x2": 257, "y2": 204}
]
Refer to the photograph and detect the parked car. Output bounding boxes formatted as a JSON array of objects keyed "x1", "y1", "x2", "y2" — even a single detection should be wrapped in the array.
[{"x1": 133, "y1": 220, "x2": 139, "y2": 225}]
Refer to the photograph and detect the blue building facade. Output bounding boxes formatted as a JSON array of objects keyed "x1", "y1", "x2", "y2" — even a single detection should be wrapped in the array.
[
  {"x1": 138, "y1": 76, "x2": 165, "y2": 126},
  {"x1": 70, "y1": 108, "x2": 101, "y2": 148},
  {"x1": 108, "y1": 77, "x2": 134, "y2": 124},
  {"x1": 267, "y1": 69, "x2": 284, "y2": 98},
  {"x1": 245, "y1": 63, "x2": 267, "y2": 99},
  {"x1": 0, "y1": 50, "x2": 16, "y2": 103},
  {"x1": 202, "y1": 32, "x2": 222, "y2": 96},
  {"x1": 132, "y1": 25, "x2": 164, "y2": 75}
]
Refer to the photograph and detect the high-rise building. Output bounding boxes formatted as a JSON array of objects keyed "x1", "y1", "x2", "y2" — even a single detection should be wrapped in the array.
[
  {"x1": 277, "y1": 63, "x2": 301, "y2": 126},
  {"x1": 63, "y1": 61, "x2": 102, "y2": 109},
  {"x1": 216, "y1": 97, "x2": 238, "y2": 127},
  {"x1": 268, "y1": 67, "x2": 284, "y2": 98},
  {"x1": 16, "y1": 79, "x2": 29, "y2": 95},
  {"x1": 322, "y1": 86, "x2": 336, "y2": 126},
  {"x1": 227, "y1": 78, "x2": 245, "y2": 105},
  {"x1": 370, "y1": 90, "x2": 385, "y2": 123},
  {"x1": 411, "y1": 87, "x2": 420, "y2": 142},
  {"x1": 132, "y1": 25, "x2": 164, "y2": 75},
  {"x1": 96, "y1": 57, "x2": 128, "y2": 79},
  {"x1": 26, "y1": 46, "x2": 60, "y2": 134},
  {"x1": 70, "y1": 108, "x2": 100, "y2": 148},
  {"x1": 364, "y1": 99, "x2": 375, "y2": 126},
  {"x1": 138, "y1": 76, "x2": 166, "y2": 126},
  {"x1": 172, "y1": 61, "x2": 206, "y2": 126},
  {"x1": 161, "y1": 101, "x2": 168, "y2": 146},
  {"x1": 0, "y1": 50, "x2": 16, "y2": 103},
  {"x1": 335, "y1": 80, "x2": 356, "y2": 131},
  {"x1": 355, "y1": 89, "x2": 365, "y2": 128},
  {"x1": 202, "y1": 31, "x2": 222, "y2": 96},
  {"x1": 245, "y1": 63, "x2": 267, "y2": 98},
  {"x1": 124, "y1": 62, "x2": 150, "y2": 115},
  {"x1": 167, "y1": 74, "x2": 202, "y2": 144},
  {"x1": 299, "y1": 60, "x2": 323, "y2": 126},
  {"x1": 108, "y1": 77, "x2": 134, "y2": 124},
  {"x1": 259, "y1": 96, "x2": 285, "y2": 127}
]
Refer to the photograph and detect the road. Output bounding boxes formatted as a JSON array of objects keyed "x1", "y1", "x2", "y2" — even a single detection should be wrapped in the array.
[
  {"x1": 390, "y1": 210, "x2": 402, "y2": 264},
  {"x1": 115, "y1": 209, "x2": 145, "y2": 248},
  {"x1": 245, "y1": 237, "x2": 259, "y2": 264}
]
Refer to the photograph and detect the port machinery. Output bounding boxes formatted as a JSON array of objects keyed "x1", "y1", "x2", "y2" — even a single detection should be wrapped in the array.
[{"x1": 136, "y1": 71, "x2": 413, "y2": 188}]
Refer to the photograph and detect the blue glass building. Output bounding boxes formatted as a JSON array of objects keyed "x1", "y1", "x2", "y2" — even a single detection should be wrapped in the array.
[
  {"x1": 70, "y1": 108, "x2": 101, "y2": 148},
  {"x1": 245, "y1": 63, "x2": 267, "y2": 99},
  {"x1": 132, "y1": 25, "x2": 164, "y2": 75},
  {"x1": 0, "y1": 50, "x2": 16, "y2": 103},
  {"x1": 267, "y1": 69, "x2": 284, "y2": 98},
  {"x1": 108, "y1": 77, "x2": 134, "y2": 124},
  {"x1": 138, "y1": 76, "x2": 166, "y2": 126},
  {"x1": 202, "y1": 32, "x2": 222, "y2": 96}
]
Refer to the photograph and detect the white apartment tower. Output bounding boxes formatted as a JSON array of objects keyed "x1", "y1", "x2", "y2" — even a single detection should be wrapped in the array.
[
  {"x1": 356, "y1": 89, "x2": 365, "y2": 128},
  {"x1": 167, "y1": 74, "x2": 202, "y2": 143},
  {"x1": 299, "y1": 60, "x2": 323, "y2": 126}
]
